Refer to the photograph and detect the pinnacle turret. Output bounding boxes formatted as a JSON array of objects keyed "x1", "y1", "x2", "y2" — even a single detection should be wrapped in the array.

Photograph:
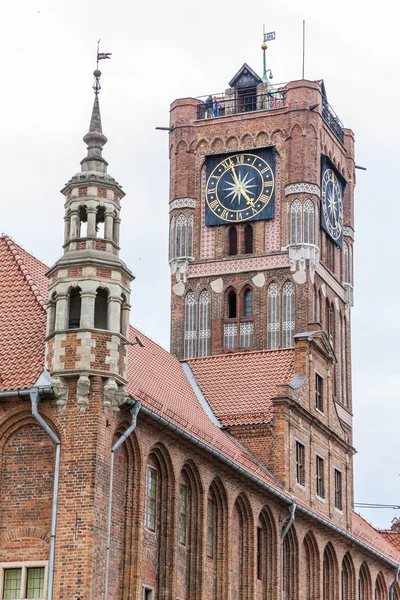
[{"x1": 81, "y1": 70, "x2": 108, "y2": 174}]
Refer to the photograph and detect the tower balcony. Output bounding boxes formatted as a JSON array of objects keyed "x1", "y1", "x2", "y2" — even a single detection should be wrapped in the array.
[{"x1": 196, "y1": 87, "x2": 285, "y2": 120}]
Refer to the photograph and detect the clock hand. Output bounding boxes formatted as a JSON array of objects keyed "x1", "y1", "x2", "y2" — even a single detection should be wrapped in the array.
[{"x1": 228, "y1": 160, "x2": 255, "y2": 207}]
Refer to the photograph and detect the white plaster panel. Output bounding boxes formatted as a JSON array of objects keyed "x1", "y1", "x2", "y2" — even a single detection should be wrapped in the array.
[
  {"x1": 210, "y1": 278, "x2": 224, "y2": 293},
  {"x1": 172, "y1": 281, "x2": 185, "y2": 296},
  {"x1": 252, "y1": 273, "x2": 266, "y2": 288}
]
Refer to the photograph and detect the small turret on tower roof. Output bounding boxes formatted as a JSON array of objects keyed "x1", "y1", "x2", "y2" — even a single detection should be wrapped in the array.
[{"x1": 81, "y1": 70, "x2": 108, "y2": 174}]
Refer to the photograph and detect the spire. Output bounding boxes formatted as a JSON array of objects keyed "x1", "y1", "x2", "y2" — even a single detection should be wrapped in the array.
[{"x1": 81, "y1": 70, "x2": 108, "y2": 173}]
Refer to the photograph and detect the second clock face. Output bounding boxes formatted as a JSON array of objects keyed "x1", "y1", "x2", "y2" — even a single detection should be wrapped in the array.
[
  {"x1": 321, "y1": 167, "x2": 343, "y2": 243},
  {"x1": 205, "y1": 152, "x2": 274, "y2": 224}
]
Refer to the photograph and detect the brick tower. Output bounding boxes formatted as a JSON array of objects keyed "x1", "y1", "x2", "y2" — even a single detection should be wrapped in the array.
[
  {"x1": 44, "y1": 69, "x2": 134, "y2": 599},
  {"x1": 169, "y1": 61, "x2": 356, "y2": 523}
]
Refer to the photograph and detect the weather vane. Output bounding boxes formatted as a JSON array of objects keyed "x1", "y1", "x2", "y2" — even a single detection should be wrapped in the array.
[
  {"x1": 261, "y1": 25, "x2": 275, "y2": 84},
  {"x1": 93, "y1": 39, "x2": 112, "y2": 97}
]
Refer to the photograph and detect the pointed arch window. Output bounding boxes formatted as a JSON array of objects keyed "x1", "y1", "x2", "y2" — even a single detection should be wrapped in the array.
[
  {"x1": 359, "y1": 563, "x2": 371, "y2": 600},
  {"x1": 303, "y1": 199, "x2": 315, "y2": 244},
  {"x1": 282, "y1": 281, "x2": 295, "y2": 348},
  {"x1": 228, "y1": 226, "x2": 238, "y2": 256},
  {"x1": 68, "y1": 287, "x2": 82, "y2": 329},
  {"x1": 176, "y1": 214, "x2": 187, "y2": 258},
  {"x1": 267, "y1": 283, "x2": 280, "y2": 349},
  {"x1": 290, "y1": 199, "x2": 302, "y2": 244},
  {"x1": 243, "y1": 288, "x2": 253, "y2": 317},
  {"x1": 244, "y1": 224, "x2": 253, "y2": 254},
  {"x1": 227, "y1": 289, "x2": 237, "y2": 319},
  {"x1": 94, "y1": 288, "x2": 108, "y2": 329},
  {"x1": 169, "y1": 216, "x2": 175, "y2": 261},
  {"x1": 184, "y1": 291, "x2": 197, "y2": 359},
  {"x1": 198, "y1": 290, "x2": 211, "y2": 357},
  {"x1": 342, "y1": 553, "x2": 355, "y2": 600}
]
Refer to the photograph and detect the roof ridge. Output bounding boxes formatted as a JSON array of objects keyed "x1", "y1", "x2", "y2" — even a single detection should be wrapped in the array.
[
  {"x1": 186, "y1": 348, "x2": 295, "y2": 362},
  {"x1": 2, "y1": 236, "x2": 47, "y2": 311}
]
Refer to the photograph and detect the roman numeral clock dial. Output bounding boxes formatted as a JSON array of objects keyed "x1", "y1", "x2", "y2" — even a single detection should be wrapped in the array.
[
  {"x1": 320, "y1": 159, "x2": 345, "y2": 246},
  {"x1": 205, "y1": 151, "x2": 275, "y2": 226}
]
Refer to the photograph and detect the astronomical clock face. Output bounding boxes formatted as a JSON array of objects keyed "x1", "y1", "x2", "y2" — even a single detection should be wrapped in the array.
[
  {"x1": 320, "y1": 157, "x2": 345, "y2": 247},
  {"x1": 205, "y1": 150, "x2": 275, "y2": 226}
]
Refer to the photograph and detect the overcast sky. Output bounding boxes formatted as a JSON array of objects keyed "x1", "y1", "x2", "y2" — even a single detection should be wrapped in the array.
[{"x1": 1, "y1": 0, "x2": 399, "y2": 529}]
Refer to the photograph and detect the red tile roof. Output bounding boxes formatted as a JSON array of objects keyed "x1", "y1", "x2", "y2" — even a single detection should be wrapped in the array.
[
  {"x1": 187, "y1": 349, "x2": 295, "y2": 426},
  {"x1": 351, "y1": 512, "x2": 400, "y2": 562},
  {"x1": 377, "y1": 529, "x2": 400, "y2": 552},
  {"x1": 0, "y1": 236, "x2": 47, "y2": 391}
]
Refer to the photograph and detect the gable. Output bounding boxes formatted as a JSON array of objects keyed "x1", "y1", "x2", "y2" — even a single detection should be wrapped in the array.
[{"x1": 229, "y1": 63, "x2": 262, "y2": 88}]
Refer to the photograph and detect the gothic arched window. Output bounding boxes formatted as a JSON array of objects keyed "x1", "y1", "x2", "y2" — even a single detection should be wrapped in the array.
[
  {"x1": 304, "y1": 532, "x2": 319, "y2": 600},
  {"x1": 227, "y1": 289, "x2": 237, "y2": 319},
  {"x1": 282, "y1": 281, "x2": 295, "y2": 348},
  {"x1": 323, "y1": 544, "x2": 338, "y2": 600},
  {"x1": 68, "y1": 287, "x2": 82, "y2": 329},
  {"x1": 184, "y1": 291, "x2": 197, "y2": 359},
  {"x1": 176, "y1": 214, "x2": 187, "y2": 258},
  {"x1": 303, "y1": 199, "x2": 315, "y2": 244},
  {"x1": 94, "y1": 288, "x2": 108, "y2": 329},
  {"x1": 229, "y1": 226, "x2": 238, "y2": 256},
  {"x1": 342, "y1": 553, "x2": 355, "y2": 600},
  {"x1": 198, "y1": 290, "x2": 211, "y2": 357},
  {"x1": 244, "y1": 224, "x2": 254, "y2": 254},
  {"x1": 267, "y1": 282, "x2": 280, "y2": 350},
  {"x1": 243, "y1": 288, "x2": 253, "y2": 317},
  {"x1": 359, "y1": 562, "x2": 372, "y2": 600},
  {"x1": 375, "y1": 572, "x2": 387, "y2": 600},
  {"x1": 282, "y1": 526, "x2": 298, "y2": 600},
  {"x1": 290, "y1": 199, "x2": 302, "y2": 244}
]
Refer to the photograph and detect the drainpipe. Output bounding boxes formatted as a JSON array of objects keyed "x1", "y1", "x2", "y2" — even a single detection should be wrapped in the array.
[
  {"x1": 30, "y1": 388, "x2": 60, "y2": 600},
  {"x1": 389, "y1": 564, "x2": 400, "y2": 600},
  {"x1": 104, "y1": 400, "x2": 141, "y2": 600},
  {"x1": 280, "y1": 501, "x2": 297, "y2": 600}
]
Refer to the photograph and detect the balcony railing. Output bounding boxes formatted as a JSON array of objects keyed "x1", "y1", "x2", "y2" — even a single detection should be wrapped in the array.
[
  {"x1": 322, "y1": 97, "x2": 344, "y2": 144},
  {"x1": 196, "y1": 89, "x2": 285, "y2": 120}
]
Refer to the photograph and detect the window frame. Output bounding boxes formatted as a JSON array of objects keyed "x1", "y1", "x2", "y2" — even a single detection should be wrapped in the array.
[
  {"x1": 316, "y1": 453, "x2": 325, "y2": 500},
  {"x1": 0, "y1": 562, "x2": 48, "y2": 600},
  {"x1": 334, "y1": 467, "x2": 343, "y2": 511},
  {"x1": 145, "y1": 465, "x2": 158, "y2": 532},
  {"x1": 295, "y1": 440, "x2": 306, "y2": 488},
  {"x1": 315, "y1": 372, "x2": 324, "y2": 413},
  {"x1": 178, "y1": 483, "x2": 188, "y2": 546}
]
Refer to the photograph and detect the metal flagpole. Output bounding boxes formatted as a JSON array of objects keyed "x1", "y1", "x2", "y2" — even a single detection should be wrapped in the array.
[{"x1": 302, "y1": 20, "x2": 306, "y2": 79}]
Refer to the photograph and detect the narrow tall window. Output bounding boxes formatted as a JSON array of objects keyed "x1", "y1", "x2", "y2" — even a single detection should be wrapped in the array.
[
  {"x1": 145, "y1": 466, "x2": 157, "y2": 531},
  {"x1": 27, "y1": 567, "x2": 45, "y2": 598},
  {"x1": 334, "y1": 469, "x2": 343, "y2": 510},
  {"x1": 303, "y1": 199, "x2": 315, "y2": 244},
  {"x1": 178, "y1": 484, "x2": 187, "y2": 545},
  {"x1": 169, "y1": 216, "x2": 175, "y2": 260},
  {"x1": 316, "y1": 373, "x2": 324, "y2": 412},
  {"x1": 243, "y1": 288, "x2": 253, "y2": 317},
  {"x1": 198, "y1": 290, "x2": 211, "y2": 357},
  {"x1": 343, "y1": 241, "x2": 349, "y2": 283},
  {"x1": 206, "y1": 499, "x2": 214, "y2": 558},
  {"x1": 282, "y1": 281, "x2": 295, "y2": 348},
  {"x1": 316, "y1": 455, "x2": 325, "y2": 499},
  {"x1": 96, "y1": 206, "x2": 105, "y2": 238},
  {"x1": 267, "y1": 282, "x2": 280, "y2": 349},
  {"x1": 326, "y1": 236, "x2": 335, "y2": 272},
  {"x1": 227, "y1": 289, "x2": 237, "y2": 318},
  {"x1": 176, "y1": 214, "x2": 187, "y2": 258},
  {"x1": 290, "y1": 199, "x2": 302, "y2": 244},
  {"x1": 187, "y1": 215, "x2": 194, "y2": 257},
  {"x1": 184, "y1": 291, "x2": 197, "y2": 359},
  {"x1": 68, "y1": 287, "x2": 82, "y2": 329},
  {"x1": 296, "y1": 441, "x2": 305, "y2": 486},
  {"x1": 229, "y1": 226, "x2": 238, "y2": 255},
  {"x1": 244, "y1": 224, "x2": 253, "y2": 254},
  {"x1": 94, "y1": 288, "x2": 108, "y2": 329}
]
